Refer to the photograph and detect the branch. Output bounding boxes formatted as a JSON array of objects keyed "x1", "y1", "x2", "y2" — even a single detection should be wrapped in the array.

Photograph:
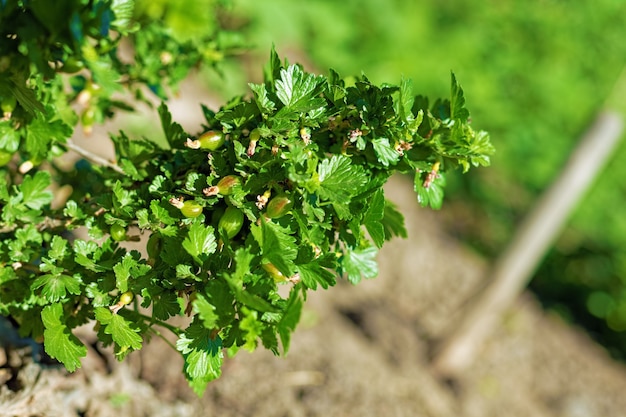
[{"x1": 65, "y1": 140, "x2": 126, "y2": 175}]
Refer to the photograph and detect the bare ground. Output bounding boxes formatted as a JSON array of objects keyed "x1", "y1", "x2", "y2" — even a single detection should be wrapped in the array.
[{"x1": 2, "y1": 174, "x2": 626, "y2": 417}]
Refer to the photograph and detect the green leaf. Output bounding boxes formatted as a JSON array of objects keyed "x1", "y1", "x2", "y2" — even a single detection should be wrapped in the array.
[
  {"x1": 63, "y1": 200, "x2": 86, "y2": 220},
  {"x1": 258, "y1": 220, "x2": 298, "y2": 276},
  {"x1": 203, "y1": 279, "x2": 236, "y2": 328},
  {"x1": 372, "y1": 138, "x2": 400, "y2": 167},
  {"x1": 113, "y1": 252, "x2": 151, "y2": 293},
  {"x1": 21, "y1": 171, "x2": 53, "y2": 210},
  {"x1": 193, "y1": 293, "x2": 219, "y2": 329},
  {"x1": 414, "y1": 170, "x2": 446, "y2": 210},
  {"x1": 48, "y1": 236, "x2": 69, "y2": 260},
  {"x1": 450, "y1": 72, "x2": 470, "y2": 121},
  {"x1": 396, "y1": 77, "x2": 415, "y2": 123},
  {"x1": 0, "y1": 120, "x2": 21, "y2": 152},
  {"x1": 317, "y1": 155, "x2": 368, "y2": 204},
  {"x1": 32, "y1": 273, "x2": 82, "y2": 303},
  {"x1": 240, "y1": 307, "x2": 262, "y2": 351},
  {"x1": 217, "y1": 101, "x2": 258, "y2": 128},
  {"x1": 232, "y1": 247, "x2": 255, "y2": 282},
  {"x1": 176, "y1": 321, "x2": 223, "y2": 396},
  {"x1": 95, "y1": 307, "x2": 143, "y2": 352},
  {"x1": 342, "y1": 246, "x2": 379, "y2": 284},
  {"x1": 73, "y1": 239, "x2": 107, "y2": 272},
  {"x1": 364, "y1": 189, "x2": 386, "y2": 248},
  {"x1": 151, "y1": 292, "x2": 181, "y2": 320},
  {"x1": 85, "y1": 57, "x2": 123, "y2": 94},
  {"x1": 151, "y1": 199, "x2": 177, "y2": 226},
  {"x1": 7, "y1": 75, "x2": 44, "y2": 115},
  {"x1": 182, "y1": 221, "x2": 217, "y2": 265},
  {"x1": 111, "y1": 0, "x2": 136, "y2": 33},
  {"x1": 158, "y1": 102, "x2": 185, "y2": 147},
  {"x1": 265, "y1": 45, "x2": 283, "y2": 85},
  {"x1": 277, "y1": 290, "x2": 303, "y2": 353},
  {"x1": 275, "y1": 64, "x2": 325, "y2": 113},
  {"x1": 297, "y1": 260, "x2": 337, "y2": 290},
  {"x1": 382, "y1": 200, "x2": 407, "y2": 240},
  {"x1": 26, "y1": 114, "x2": 72, "y2": 159},
  {"x1": 249, "y1": 83, "x2": 276, "y2": 114},
  {"x1": 112, "y1": 180, "x2": 133, "y2": 208},
  {"x1": 42, "y1": 304, "x2": 87, "y2": 372}
]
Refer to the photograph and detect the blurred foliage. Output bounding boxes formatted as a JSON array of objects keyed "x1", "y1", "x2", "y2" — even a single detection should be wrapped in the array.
[{"x1": 229, "y1": 0, "x2": 626, "y2": 356}]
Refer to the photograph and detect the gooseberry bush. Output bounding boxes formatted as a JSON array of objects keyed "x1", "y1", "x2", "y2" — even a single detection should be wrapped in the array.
[{"x1": 0, "y1": 1, "x2": 493, "y2": 394}]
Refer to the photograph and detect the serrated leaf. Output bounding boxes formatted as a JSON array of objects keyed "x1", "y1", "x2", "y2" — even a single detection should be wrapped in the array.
[
  {"x1": 86, "y1": 56, "x2": 122, "y2": 93},
  {"x1": 266, "y1": 45, "x2": 283, "y2": 85},
  {"x1": 0, "y1": 120, "x2": 20, "y2": 152},
  {"x1": 32, "y1": 273, "x2": 82, "y2": 303},
  {"x1": 297, "y1": 260, "x2": 336, "y2": 290},
  {"x1": 111, "y1": 0, "x2": 136, "y2": 33},
  {"x1": 158, "y1": 102, "x2": 185, "y2": 147},
  {"x1": 232, "y1": 247, "x2": 255, "y2": 282},
  {"x1": 176, "y1": 321, "x2": 223, "y2": 396},
  {"x1": 258, "y1": 220, "x2": 297, "y2": 276},
  {"x1": 364, "y1": 189, "x2": 386, "y2": 248},
  {"x1": 113, "y1": 253, "x2": 151, "y2": 293},
  {"x1": 382, "y1": 200, "x2": 407, "y2": 239},
  {"x1": 317, "y1": 155, "x2": 368, "y2": 204},
  {"x1": 7, "y1": 75, "x2": 44, "y2": 115},
  {"x1": 152, "y1": 291, "x2": 181, "y2": 320},
  {"x1": 182, "y1": 221, "x2": 217, "y2": 265},
  {"x1": 42, "y1": 304, "x2": 86, "y2": 372},
  {"x1": 21, "y1": 171, "x2": 52, "y2": 210},
  {"x1": 240, "y1": 307, "x2": 262, "y2": 351},
  {"x1": 414, "y1": 170, "x2": 446, "y2": 210},
  {"x1": 193, "y1": 293, "x2": 219, "y2": 329},
  {"x1": 73, "y1": 239, "x2": 107, "y2": 272},
  {"x1": 63, "y1": 200, "x2": 85, "y2": 221},
  {"x1": 275, "y1": 64, "x2": 325, "y2": 113},
  {"x1": 151, "y1": 199, "x2": 177, "y2": 226},
  {"x1": 48, "y1": 236, "x2": 69, "y2": 260},
  {"x1": 204, "y1": 279, "x2": 236, "y2": 328},
  {"x1": 95, "y1": 307, "x2": 143, "y2": 351},
  {"x1": 148, "y1": 175, "x2": 167, "y2": 194},
  {"x1": 450, "y1": 72, "x2": 470, "y2": 121},
  {"x1": 112, "y1": 180, "x2": 133, "y2": 208},
  {"x1": 396, "y1": 77, "x2": 415, "y2": 123},
  {"x1": 26, "y1": 114, "x2": 72, "y2": 159},
  {"x1": 249, "y1": 83, "x2": 276, "y2": 114},
  {"x1": 342, "y1": 246, "x2": 379, "y2": 284},
  {"x1": 217, "y1": 101, "x2": 258, "y2": 128},
  {"x1": 372, "y1": 138, "x2": 400, "y2": 167},
  {"x1": 277, "y1": 290, "x2": 303, "y2": 353}
]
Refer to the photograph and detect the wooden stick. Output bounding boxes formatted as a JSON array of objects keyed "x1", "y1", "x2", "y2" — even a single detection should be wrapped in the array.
[{"x1": 431, "y1": 111, "x2": 624, "y2": 378}]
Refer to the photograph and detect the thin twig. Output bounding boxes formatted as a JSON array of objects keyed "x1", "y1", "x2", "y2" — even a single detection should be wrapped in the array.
[{"x1": 66, "y1": 140, "x2": 126, "y2": 175}]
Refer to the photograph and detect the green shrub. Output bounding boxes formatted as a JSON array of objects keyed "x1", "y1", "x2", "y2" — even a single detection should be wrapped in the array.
[{"x1": 0, "y1": 0, "x2": 492, "y2": 394}]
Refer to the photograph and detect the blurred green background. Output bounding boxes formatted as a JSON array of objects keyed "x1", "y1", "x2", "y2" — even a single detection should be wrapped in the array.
[
  {"x1": 185, "y1": 0, "x2": 626, "y2": 357},
  {"x1": 10, "y1": 0, "x2": 626, "y2": 362}
]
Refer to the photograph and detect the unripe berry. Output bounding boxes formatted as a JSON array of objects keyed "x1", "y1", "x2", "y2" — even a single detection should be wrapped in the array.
[
  {"x1": 170, "y1": 197, "x2": 204, "y2": 218},
  {"x1": 180, "y1": 201, "x2": 203, "y2": 218},
  {"x1": 265, "y1": 194, "x2": 293, "y2": 219},
  {"x1": 203, "y1": 175, "x2": 241, "y2": 196},
  {"x1": 119, "y1": 291, "x2": 134, "y2": 305},
  {"x1": 110, "y1": 224, "x2": 127, "y2": 241},
  {"x1": 218, "y1": 206, "x2": 244, "y2": 239},
  {"x1": 186, "y1": 130, "x2": 225, "y2": 151}
]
